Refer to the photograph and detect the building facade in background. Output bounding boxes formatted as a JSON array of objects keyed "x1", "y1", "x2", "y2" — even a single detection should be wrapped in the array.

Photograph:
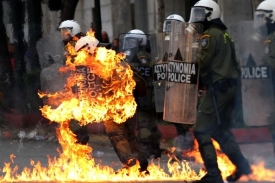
[
  {"x1": 3, "y1": 0, "x2": 256, "y2": 46},
  {"x1": 74, "y1": 0, "x2": 254, "y2": 42}
]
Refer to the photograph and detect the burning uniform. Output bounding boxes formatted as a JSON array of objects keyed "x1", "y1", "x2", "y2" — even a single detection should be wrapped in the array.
[
  {"x1": 189, "y1": 1, "x2": 251, "y2": 183},
  {"x1": 75, "y1": 35, "x2": 150, "y2": 173},
  {"x1": 104, "y1": 64, "x2": 150, "y2": 173},
  {"x1": 254, "y1": 0, "x2": 275, "y2": 162}
]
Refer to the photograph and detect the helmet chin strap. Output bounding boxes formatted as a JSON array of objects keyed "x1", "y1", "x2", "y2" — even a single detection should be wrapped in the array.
[
  {"x1": 206, "y1": 11, "x2": 212, "y2": 21},
  {"x1": 266, "y1": 20, "x2": 275, "y2": 34}
]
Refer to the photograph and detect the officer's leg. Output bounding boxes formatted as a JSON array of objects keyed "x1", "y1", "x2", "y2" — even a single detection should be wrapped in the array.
[
  {"x1": 174, "y1": 123, "x2": 195, "y2": 149},
  {"x1": 172, "y1": 123, "x2": 195, "y2": 161},
  {"x1": 124, "y1": 113, "x2": 138, "y2": 151},
  {"x1": 269, "y1": 121, "x2": 275, "y2": 161},
  {"x1": 104, "y1": 120, "x2": 136, "y2": 168},
  {"x1": 212, "y1": 129, "x2": 251, "y2": 182},
  {"x1": 193, "y1": 90, "x2": 224, "y2": 183},
  {"x1": 213, "y1": 87, "x2": 251, "y2": 182},
  {"x1": 124, "y1": 113, "x2": 149, "y2": 173},
  {"x1": 193, "y1": 111, "x2": 223, "y2": 183},
  {"x1": 138, "y1": 108, "x2": 162, "y2": 159},
  {"x1": 69, "y1": 120, "x2": 89, "y2": 145}
]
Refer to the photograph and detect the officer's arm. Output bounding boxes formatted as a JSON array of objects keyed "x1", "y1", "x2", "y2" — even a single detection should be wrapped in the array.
[
  {"x1": 196, "y1": 33, "x2": 216, "y2": 70},
  {"x1": 137, "y1": 51, "x2": 151, "y2": 66},
  {"x1": 265, "y1": 38, "x2": 275, "y2": 69}
]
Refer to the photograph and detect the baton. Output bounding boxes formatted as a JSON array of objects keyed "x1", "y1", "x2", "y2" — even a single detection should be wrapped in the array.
[{"x1": 208, "y1": 74, "x2": 221, "y2": 125}]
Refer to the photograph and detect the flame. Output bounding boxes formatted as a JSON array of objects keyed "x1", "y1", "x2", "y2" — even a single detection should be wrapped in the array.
[
  {"x1": 0, "y1": 32, "x2": 275, "y2": 182},
  {"x1": 39, "y1": 35, "x2": 136, "y2": 125}
]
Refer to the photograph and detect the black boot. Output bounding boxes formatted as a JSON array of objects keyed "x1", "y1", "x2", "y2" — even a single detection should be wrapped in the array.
[
  {"x1": 226, "y1": 153, "x2": 252, "y2": 182},
  {"x1": 150, "y1": 143, "x2": 163, "y2": 159},
  {"x1": 138, "y1": 157, "x2": 149, "y2": 175},
  {"x1": 193, "y1": 169, "x2": 223, "y2": 183},
  {"x1": 115, "y1": 158, "x2": 137, "y2": 175}
]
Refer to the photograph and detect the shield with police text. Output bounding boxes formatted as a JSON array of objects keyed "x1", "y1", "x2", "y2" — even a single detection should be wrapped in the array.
[
  {"x1": 74, "y1": 65, "x2": 103, "y2": 100},
  {"x1": 119, "y1": 32, "x2": 157, "y2": 109},
  {"x1": 238, "y1": 21, "x2": 275, "y2": 126},
  {"x1": 163, "y1": 21, "x2": 203, "y2": 124},
  {"x1": 153, "y1": 33, "x2": 169, "y2": 112}
]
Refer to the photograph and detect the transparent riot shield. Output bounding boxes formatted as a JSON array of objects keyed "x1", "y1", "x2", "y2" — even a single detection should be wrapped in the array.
[
  {"x1": 238, "y1": 21, "x2": 275, "y2": 126},
  {"x1": 163, "y1": 22, "x2": 203, "y2": 124},
  {"x1": 37, "y1": 32, "x2": 67, "y2": 105},
  {"x1": 119, "y1": 33, "x2": 156, "y2": 109},
  {"x1": 153, "y1": 33, "x2": 169, "y2": 112}
]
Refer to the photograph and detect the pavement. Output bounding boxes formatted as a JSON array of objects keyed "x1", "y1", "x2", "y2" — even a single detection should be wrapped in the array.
[
  {"x1": 4, "y1": 111, "x2": 274, "y2": 143},
  {"x1": 0, "y1": 111, "x2": 275, "y2": 182},
  {"x1": 0, "y1": 130, "x2": 274, "y2": 183}
]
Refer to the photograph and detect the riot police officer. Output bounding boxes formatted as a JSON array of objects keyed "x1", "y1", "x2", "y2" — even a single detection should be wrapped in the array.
[
  {"x1": 254, "y1": 0, "x2": 275, "y2": 162},
  {"x1": 189, "y1": 0, "x2": 252, "y2": 182},
  {"x1": 120, "y1": 29, "x2": 163, "y2": 160},
  {"x1": 163, "y1": 14, "x2": 195, "y2": 155},
  {"x1": 59, "y1": 20, "x2": 85, "y2": 59}
]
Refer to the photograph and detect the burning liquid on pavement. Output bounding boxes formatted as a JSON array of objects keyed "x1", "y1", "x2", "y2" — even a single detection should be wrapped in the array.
[{"x1": 0, "y1": 33, "x2": 275, "y2": 182}]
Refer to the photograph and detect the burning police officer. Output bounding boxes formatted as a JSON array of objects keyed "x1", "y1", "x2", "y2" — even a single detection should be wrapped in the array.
[{"x1": 75, "y1": 35, "x2": 150, "y2": 174}]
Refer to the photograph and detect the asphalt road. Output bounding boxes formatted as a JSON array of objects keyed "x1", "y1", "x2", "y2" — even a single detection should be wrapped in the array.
[{"x1": 0, "y1": 134, "x2": 274, "y2": 183}]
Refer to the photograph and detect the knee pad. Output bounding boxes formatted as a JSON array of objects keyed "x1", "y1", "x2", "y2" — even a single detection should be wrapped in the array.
[{"x1": 139, "y1": 127, "x2": 151, "y2": 140}]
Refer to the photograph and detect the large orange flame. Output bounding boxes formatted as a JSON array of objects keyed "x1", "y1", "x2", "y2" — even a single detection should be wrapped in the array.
[{"x1": 0, "y1": 32, "x2": 275, "y2": 182}]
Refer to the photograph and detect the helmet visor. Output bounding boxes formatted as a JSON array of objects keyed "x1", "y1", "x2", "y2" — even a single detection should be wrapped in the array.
[
  {"x1": 123, "y1": 37, "x2": 139, "y2": 50},
  {"x1": 60, "y1": 28, "x2": 72, "y2": 40},
  {"x1": 254, "y1": 10, "x2": 274, "y2": 28},
  {"x1": 189, "y1": 7, "x2": 206, "y2": 23}
]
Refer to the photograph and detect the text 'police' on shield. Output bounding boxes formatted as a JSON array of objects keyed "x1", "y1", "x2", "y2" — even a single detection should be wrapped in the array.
[{"x1": 153, "y1": 61, "x2": 198, "y2": 84}]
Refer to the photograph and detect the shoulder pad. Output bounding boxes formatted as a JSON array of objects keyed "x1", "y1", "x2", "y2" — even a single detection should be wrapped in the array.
[
  {"x1": 264, "y1": 39, "x2": 271, "y2": 54},
  {"x1": 264, "y1": 40, "x2": 271, "y2": 45},
  {"x1": 200, "y1": 34, "x2": 210, "y2": 49},
  {"x1": 200, "y1": 34, "x2": 210, "y2": 40}
]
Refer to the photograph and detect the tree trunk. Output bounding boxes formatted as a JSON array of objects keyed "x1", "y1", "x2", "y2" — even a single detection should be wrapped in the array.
[
  {"x1": 157, "y1": 0, "x2": 165, "y2": 33},
  {"x1": 60, "y1": 0, "x2": 79, "y2": 23},
  {"x1": 26, "y1": 0, "x2": 43, "y2": 111},
  {"x1": 27, "y1": 0, "x2": 42, "y2": 71},
  {"x1": 10, "y1": 0, "x2": 27, "y2": 110},
  {"x1": 0, "y1": 2, "x2": 13, "y2": 81},
  {"x1": 0, "y1": 1, "x2": 14, "y2": 108},
  {"x1": 94, "y1": 0, "x2": 102, "y2": 42}
]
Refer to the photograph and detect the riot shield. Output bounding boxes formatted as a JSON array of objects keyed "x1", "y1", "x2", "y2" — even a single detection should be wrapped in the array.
[
  {"x1": 153, "y1": 33, "x2": 169, "y2": 112},
  {"x1": 119, "y1": 32, "x2": 156, "y2": 109},
  {"x1": 163, "y1": 22, "x2": 203, "y2": 124},
  {"x1": 238, "y1": 21, "x2": 275, "y2": 126},
  {"x1": 74, "y1": 65, "x2": 103, "y2": 99},
  {"x1": 38, "y1": 31, "x2": 67, "y2": 105}
]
